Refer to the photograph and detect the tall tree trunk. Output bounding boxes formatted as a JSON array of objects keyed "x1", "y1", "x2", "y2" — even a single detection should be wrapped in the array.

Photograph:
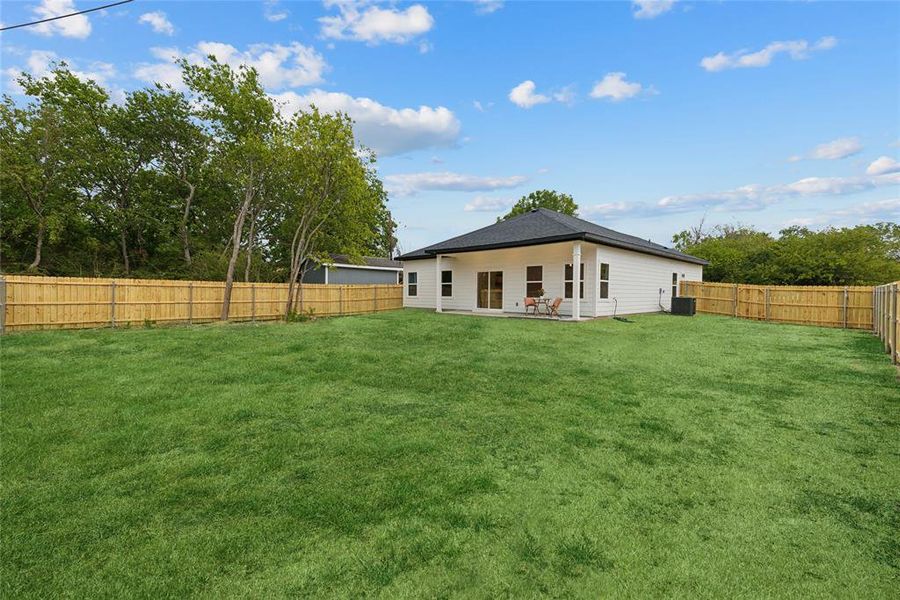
[
  {"x1": 180, "y1": 181, "x2": 195, "y2": 267},
  {"x1": 221, "y1": 181, "x2": 255, "y2": 321},
  {"x1": 244, "y1": 208, "x2": 256, "y2": 282},
  {"x1": 28, "y1": 221, "x2": 45, "y2": 271},
  {"x1": 120, "y1": 229, "x2": 130, "y2": 275}
]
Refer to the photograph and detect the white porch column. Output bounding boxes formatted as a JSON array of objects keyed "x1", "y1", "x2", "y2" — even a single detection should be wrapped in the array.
[
  {"x1": 572, "y1": 242, "x2": 581, "y2": 320},
  {"x1": 435, "y1": 254, "x2": 442, "y2": 313}
]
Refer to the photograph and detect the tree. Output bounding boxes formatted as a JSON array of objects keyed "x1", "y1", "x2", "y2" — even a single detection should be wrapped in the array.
[
  {"x1": 182, "y1": 58, "x2": 277, "y2": 319},
  {"x1": 499, "y1": 189, "x2": 578, "y2": 221},
  {"x1": 0, "y1": 67, "x2": 98, "y2": 271},
  {"x1": 0, "y1": 93, "x2": 67, "y2": 270},
  {"x1": 139, "y1": 87, "x2": 207, "y2": 267},
  {"x1": 0, "y1": 57, "x2": 394, "y2": 287},
  {"x1": 275, "y1": 109, "x2": 381, "y2": 317},
  {"x1": 673, "y1": 221, "x2": 900, "y2": 285}
]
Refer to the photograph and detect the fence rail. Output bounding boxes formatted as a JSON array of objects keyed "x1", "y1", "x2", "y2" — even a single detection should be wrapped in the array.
[
  {"x1": 680, "y1": 281, "x2": 874, "y2": 330},
  {"x1": 0, "y1": 275, "x2": 402, "y2": 333},
  {"x1": 874, "y1": 281, "x2": 899, "y2": 365}
]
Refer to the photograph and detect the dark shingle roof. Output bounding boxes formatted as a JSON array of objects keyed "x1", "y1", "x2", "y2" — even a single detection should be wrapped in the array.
[
  {"x1": 327, "y1": 254, "x2": 402, "y2": 269},
  {"x1": 396, "y1": 208, "x2": 708, "y2": 265}
]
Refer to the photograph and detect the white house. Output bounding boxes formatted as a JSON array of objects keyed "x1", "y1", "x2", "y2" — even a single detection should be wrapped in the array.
[{"x1": 396, "y1": 208, "x2": 707, "y2": 318}]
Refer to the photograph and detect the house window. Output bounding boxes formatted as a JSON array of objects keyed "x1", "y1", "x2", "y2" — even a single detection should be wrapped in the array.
[
  {"x1": 599, "y1": 262, "x2": 610, "y2": 299},
  {"x1": 526, "y1": 265, "x2": 543, "y2": 297},
  {"x1": 564, "y1": 263, "x2": 584, "y2": 299},
  {"x1": 408, "y1": 272, "x2": 418, "y2": 297},
  {"x1": 441, "y1": 270, "x2": 453, "y2": 297},
  {"x1": 672, "y1": 272, "x2": 678, "y2": 298}
]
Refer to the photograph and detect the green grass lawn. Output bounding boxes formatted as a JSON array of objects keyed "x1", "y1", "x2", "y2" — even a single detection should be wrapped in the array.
[{"x1": 2, "y1": 311, "x2": 898, "y2": 598}]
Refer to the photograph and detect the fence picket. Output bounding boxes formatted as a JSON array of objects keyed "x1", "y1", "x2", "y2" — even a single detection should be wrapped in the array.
[{"x1": 0, "y1": 275, "x2": 403, "y2": 332}]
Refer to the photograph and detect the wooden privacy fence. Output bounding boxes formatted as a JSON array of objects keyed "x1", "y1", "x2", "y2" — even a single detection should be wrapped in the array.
[
  {"x1": 874, "y1": 281, "x2": 899, "y2": 365},
  {"x1": 0, "y1": 275, "x2": 403, "y2": 333},
  {"x1": 680, "y1": 281, "x2": 874, "y2": 330}
]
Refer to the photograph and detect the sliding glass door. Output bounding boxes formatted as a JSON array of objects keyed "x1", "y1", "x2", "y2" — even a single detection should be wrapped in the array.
[{"x1": 477, "y1": 271, "x2": 503, "y2": 310}]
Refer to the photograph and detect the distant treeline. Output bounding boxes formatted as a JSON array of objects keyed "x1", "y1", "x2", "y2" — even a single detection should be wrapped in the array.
[
  {"x1": 1, "y1": 59, "x2": 396, "y2": 318},
  {"x1": 673, "y1": 222, "x2": 900, "y2": 286}
]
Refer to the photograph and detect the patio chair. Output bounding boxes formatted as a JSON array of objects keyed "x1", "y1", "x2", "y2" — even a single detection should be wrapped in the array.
[
  {"x1": 548, "y1": 297, "x2": 562, "y2": 318},
  {"x1": 524, "y1": 296, "x2": 538, "y2": 315}
]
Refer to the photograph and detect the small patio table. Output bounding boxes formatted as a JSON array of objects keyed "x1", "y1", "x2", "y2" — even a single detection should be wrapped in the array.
[{"x1": 532, "y1": 297, "x2": 551, "y2": 315}]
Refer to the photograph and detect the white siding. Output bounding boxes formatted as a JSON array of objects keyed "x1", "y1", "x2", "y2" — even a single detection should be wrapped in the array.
[
  {"x1": 402, "y1": 241, "x2": 703, "y2": 318},
  {"x1": 402, "y1": 259, "x2": 437, "y2": 309},
  {"x1": 594, "y1": 245, "x2": 704, "y2": 317}
]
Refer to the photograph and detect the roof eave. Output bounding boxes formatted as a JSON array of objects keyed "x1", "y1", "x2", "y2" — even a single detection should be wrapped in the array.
[
  {"x1": 582, "y1": 234, "x2": 709, "y2": 265},
  {"x1": 397, "y1": 233, "x2": 708, "y2": 266},
  {"x1": 421, "y1": 233, "x2": 587, "y2": 256}
]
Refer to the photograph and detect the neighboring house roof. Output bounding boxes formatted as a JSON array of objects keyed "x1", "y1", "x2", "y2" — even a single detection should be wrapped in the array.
[
  {"x1": 318, "y1": 254, "x2": 403, "y2": 270},
  {"x1": 396, "y1": 208, "x2": 709, "y2": 266}
]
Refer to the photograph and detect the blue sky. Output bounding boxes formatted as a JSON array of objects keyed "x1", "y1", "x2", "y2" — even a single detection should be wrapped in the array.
[{"x1": 2, "y1": 0, "x2": 898, "y2": 254}]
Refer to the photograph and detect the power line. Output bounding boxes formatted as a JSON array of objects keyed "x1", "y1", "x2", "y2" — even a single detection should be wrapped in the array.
[{"x1": 0, "y1": 0, "x2": 135, "y2": 32}]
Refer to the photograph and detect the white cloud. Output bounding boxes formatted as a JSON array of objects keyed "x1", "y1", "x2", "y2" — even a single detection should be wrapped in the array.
[
  {"x1": 134, "y1": 42, "x2": 328, "y2": 91},
  {"x1": 553, "y1": 85, "x2": 577, "y2": 105},
  {"x1": 29, "y1": 0, "x2": 91, "y2": 39},
  {"x1": 473, "y1": 100, "x2": 494, "y2": 112},
  {"x1": 866, "y1": 156, "x2": 900, "y2": 176},
  {"x1": 271, "y1": 89, "x2": 461, "y2": 156},
  {"x1": 658, "y1": 172, "x2": 900, "y2": 212},
  {"x1": 632, "y1": 1, "x2": 677, "y2": 20},
  {"x1": 589, "y1": 72, "x2": 647, "y2": 101},
  {"x1": 138, "y1": 11, "x2": 175, "y2": 36},
  {"x1": 464, "y1": 195, "x2": 515, "y2": 212},
  {"x1": 319, "y1": 2, "x2": 434, "y2": 45},
  {"x1": 784, "y1": 198, "x2": 900, "y2": 228},
  {"x1": 4, "y1": 49, "x2": 115, "y2": 94},
  {"x1": 584, "y1": 202, "x2": 639, "y2": 217},
  {"x1": 810, "y1": 137, "x2": 863, "y2": 160},
  {"x1": 264, "y1": 0, "x2": 289, "y2": 22},
  {"x1": 789, "y1": 137, "x2": 863, "y2": 162},
  {"x1": 384, "y1": 171, "x2": 528, "y2": 197},
  {"x1": 473, "y1": 0, "x2": 504, "y2": 15},
  {"x1": 701, "y1": 36, "x2": 837, "y2": 72},
  {"x1": 509, "y1": 80, "x2": 550, "y2": 108}
]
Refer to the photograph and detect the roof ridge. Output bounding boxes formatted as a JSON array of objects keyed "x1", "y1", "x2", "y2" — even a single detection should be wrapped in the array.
[
  {"x1": 422, "y1": 208, "x2": 546, "y2": 251},
  {"x1": 534, "y1": 208, "x2": 583, "y2": 233}
]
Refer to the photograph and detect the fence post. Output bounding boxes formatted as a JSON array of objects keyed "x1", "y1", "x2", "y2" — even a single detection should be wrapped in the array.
[
  {"x1": 110, "y1": 280, "x2": 117, "y2": 327},
  {"x1": 251, "y1": 284, "x2": 257, "y2": 323},
  {"x1": 873, "y1": 288, "x2": 878, "y2": 334},
  {"x1": 887, "y1": 286, "x2": 893, "y2": 354},
  {"x1": 0, "y1": 276, "x2": 6, "y2": 335},
  {"x1": 842, "y1": 286, "x2": 848, "y2": 329},
  {"x1": 891, "y1": 283, "x2": 898, "y2": 364},
  {"x1": 339, "y1": 285, "x2": 344, "y2": 315},
  {"x1": 764, "y1": 287, "x2": 770, "y2": 321},
  {"x1": 733, "y1": 284, "x2": 738, "y2": 317},
  {"x1": 188, "y1": 282, "x2": 193, "y2": 324},
  {"x1": 373, "y1": 285, "x2": 378, "y2": 312}
]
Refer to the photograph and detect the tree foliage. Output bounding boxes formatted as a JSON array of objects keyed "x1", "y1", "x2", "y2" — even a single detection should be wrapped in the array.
[
  {"x1": 499, "y1": 189, "x2": 578, "y2": 221},
  {"x1": 673, "y1": 222, "x2": 900, "y2": 285},
  {"x1": 0, "y1": 62, "x2": 396, "y2": 312}
]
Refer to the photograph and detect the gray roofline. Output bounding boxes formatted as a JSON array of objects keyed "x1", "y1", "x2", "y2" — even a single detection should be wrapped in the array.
[
  {"x1": 398, "y1": 235, "x2": 708, "y2": 265},
  {"x1": 395, "y1": 208, "x2": 709, "y2": 265}
]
